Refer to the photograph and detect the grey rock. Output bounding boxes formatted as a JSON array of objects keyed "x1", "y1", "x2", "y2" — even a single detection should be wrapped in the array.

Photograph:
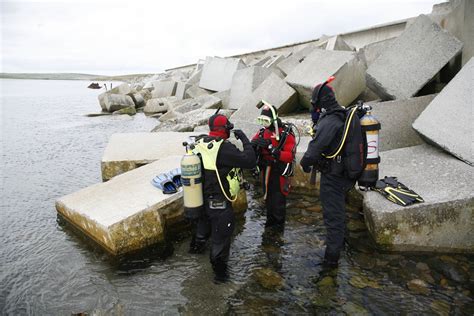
[
  {"x1": 199, "y1": 56, "x2": 246, "y2": 92},
  {"x1": 366, "y1": 15, "x2": 463, "y2": 100},
  {"x1": 113, "y1": 106, "x2": 136, "y2": 116},
  {"x1": 285, "y1": 49, "x2": 366, "y2": 108},
  {"x1": 127, "y1": 93, "x2": 145, "y2": 108},
  {"x1": 363, "y1": 144, "x2": 474, "y2": 253},
  {"x1": 367, "y1": 94, "x2": 437, "y2": 152},
  {"x1": 109, "y1": 83, "x2": 131, "y2": 95},
  {"x1": 413, "y1": 58, "x2": 473, "y2": 165}
]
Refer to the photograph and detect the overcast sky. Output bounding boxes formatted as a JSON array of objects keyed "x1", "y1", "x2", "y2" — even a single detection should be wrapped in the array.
[{"x1": 1, "y1": 0, "x2": 442, "y2": 75}]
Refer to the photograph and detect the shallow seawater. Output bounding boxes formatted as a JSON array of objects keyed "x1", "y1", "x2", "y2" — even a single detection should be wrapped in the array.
[{"x1": 1, "y1": 79, "x2": 473, "y2": 315}]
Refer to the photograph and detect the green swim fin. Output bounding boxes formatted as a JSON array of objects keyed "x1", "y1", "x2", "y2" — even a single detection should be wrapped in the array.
[{"x1": 375, "y1": 177, "x2": 424, "y2": 207}]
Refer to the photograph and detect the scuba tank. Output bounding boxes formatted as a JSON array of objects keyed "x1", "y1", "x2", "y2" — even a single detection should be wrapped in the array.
[
  {"x1": 181, "y1": 141, "x2": 204, "y2": 220},
  {"x1": 357, "y1": 106, "x2": 381, "y2": 190}
]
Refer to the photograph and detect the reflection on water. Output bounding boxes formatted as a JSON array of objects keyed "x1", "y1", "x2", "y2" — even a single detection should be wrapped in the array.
[{"x1": 1, "y1": 79, "x2": 473, "y2": 315}]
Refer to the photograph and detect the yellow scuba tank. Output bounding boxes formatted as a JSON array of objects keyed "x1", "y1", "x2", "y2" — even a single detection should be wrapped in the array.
[
  {"x1": 181, "y1": 145, "x2": 204, "y2": 220},
  {"x1": 358, "y1": 108, "x2": 381, "y2": 189}
]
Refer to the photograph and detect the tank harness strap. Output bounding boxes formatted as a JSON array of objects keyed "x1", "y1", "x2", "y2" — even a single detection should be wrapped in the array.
[
  {"x1": 323, "y1": 106, "x2": 358, "y2": 159},
  {"x1": 193, "y1": 138, "x2": 240, "y2": 203}
]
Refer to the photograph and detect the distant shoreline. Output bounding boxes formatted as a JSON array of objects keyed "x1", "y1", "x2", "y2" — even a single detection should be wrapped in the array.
[{"x1": 0, "y1": 73, "x2": 155, "y2": 82}]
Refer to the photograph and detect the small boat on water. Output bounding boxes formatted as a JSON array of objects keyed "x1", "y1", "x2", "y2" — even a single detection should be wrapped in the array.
[{"x1": 87, "y1": 82, "x2": 102, "y2": 89}]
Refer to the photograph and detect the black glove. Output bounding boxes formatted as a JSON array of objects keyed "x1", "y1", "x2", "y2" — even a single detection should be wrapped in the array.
[
  {"x1": 233, "y1": 129, "x2": 248, "y2": 142},
  {"x1": 251, "y1": 137, "x2": 271, "y2": 149},
  {"x1": 270, "y1": 148, "x2": 281, "y2": 159},
  {"x1": 301, "y1": 165, "x2": 312, "y2": 173}
]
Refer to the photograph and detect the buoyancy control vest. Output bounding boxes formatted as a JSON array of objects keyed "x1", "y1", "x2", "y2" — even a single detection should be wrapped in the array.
[{"x1": 192, "y1": 137, "x2": 243, "y2": 202}]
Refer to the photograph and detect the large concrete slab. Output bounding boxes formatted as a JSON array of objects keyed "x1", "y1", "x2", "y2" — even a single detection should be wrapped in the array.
[
  {"x1": 228, "y1": 66, "x2": 281, "y2": 110},
  {"x1": 367, "y1": 94, "x2": 437, "y2": 152},
  {"x1": 101, "y1": 132, "x2": 195, "y2": 181},
  {"x1": 231, "y1": 73, "x2": 298, "y2": 122},
  {"x1": 199, "y1": 57, "x2": 246, "y2": 92},
  {"x1": 175, "y1": 81, "x2": 191, "y2": 100},
  {"x1": 185, "y1": 85, "x2": 211, "y2": 99},
  {"x1": 103, "y1": 94, "x2": 135, "y2": 112},
  {"x1": 143, "y1": 97, "x2": 178, "y2": 114},
  {"x1": 320, "y1": 35, "x2": 355, "y2": 51},
  {"x1": 151, "y1": 80, "x2": 177, "y2": 98},
  {"x1": 413, "y1": 58, "x2": 473, "y2": 165},
  {"x1": 362, "y1": 144, "x2": 474, "y2": 253},
  {"x1": 174, "y1": 94, "x2": 222, "y2": 114},
  {"x1": 277, "y1": 45, "x2": 316, "y2": 76},
  {"x1": 359, "y1": 38, "x2": 395, "y2": 67},
  {"x1": 285, "y1": 49, "x2": 366, "y2": 108},
  {"x1": 366, "y1": 14, "x2": 463, "y2": 100},
  {"x1": 57, "y1": 156, "x2": 184, "y2": 255}
]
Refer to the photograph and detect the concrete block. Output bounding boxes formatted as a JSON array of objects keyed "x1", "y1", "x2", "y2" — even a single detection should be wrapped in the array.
[
  {"x1": 104, "y1": 94, "x2": 135, "y2": 112},
  {"x1": 127, "y1": 93, "x2": 145, "y2": 108},
  {"x1": 213, "y1": 90, "x2": 230, "y2": 109},
  {"x1": 359, "y1": 38, "x2": 395, "y2": 67},
  {"x1": 109, "y1": 83, "x2": 131, "y2": 95},
  {"x1": 323, "y1": 35, "x2": 355, "y2": 51},
  {"x1": 56, "y1": 156, "x2": 184, "y2": 255},
  {"x1": 174, "y1": 94, "x2": 222, "y2": 114},
  {"x1": 185, "y1": 85, "x2": 211, "y2": 99},
  {"x1": 262, "y1": 55, "x2": 285, "y2": 68},
  {"x1": 367, "y1": 94, "x2": 437, "y2": 152},
  {"x1": 366, "y1": 15, "x2": 463, "y2": 100},
  {"x1": 413, "y1": 58, "x2": 473, "y2": 165},
  {"x1": 151, "y1": 80, "x2": 177, "y2": 98},
  {"x1": 175, "y1": 82, "x2": 191, "y2": 100},
  {"x1": 199, "y1": 57, "x2": 246, "y2": 92},
  {"x1": 186, "y1": 69, "x2": 202, "y2": 85},
  {"x1": 143, "y1": 97, "x2": 178, "y2": 114},
  {"x1": 362, "y1": 144, "x2": 474, "y2": 253},
  {"x1": 228, "y1": 66, "x2": 280, "y2": 110},
  {"x1": 250, "y1": 56, "x2": 272, "y2": 67},
  {"x1": 98, "y1": 92, "x2": 107, "y2": 111},
  {"x1": 153, "y1": 109, "x2": 233, "y2": 132},
  {"x1": 231, "y1": 73, "x2": 298, "y2": 122},
  {"x1": 285, "y1": 49, "x2": 366, "y2": 108},
  {"x1": 277, "y1": 45, "x2": 316, "y2": 76},
  {"x1": 101, "y1": 132, "x2": 195, "y2": 181}
]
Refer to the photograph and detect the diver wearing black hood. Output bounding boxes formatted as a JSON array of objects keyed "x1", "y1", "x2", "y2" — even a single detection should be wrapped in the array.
[{"x1": 300, "y1": 78, "x2": 355, "y2": 269}]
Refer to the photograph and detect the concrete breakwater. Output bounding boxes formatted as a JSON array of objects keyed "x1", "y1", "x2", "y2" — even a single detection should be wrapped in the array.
[{"x1": 56, "y1": 0, "x2": 473, "y2": 255}]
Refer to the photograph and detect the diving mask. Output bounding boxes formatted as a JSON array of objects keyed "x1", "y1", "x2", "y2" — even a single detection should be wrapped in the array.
[{"x1": 256, "y1": 115, "x2": 272, "y2": 127}]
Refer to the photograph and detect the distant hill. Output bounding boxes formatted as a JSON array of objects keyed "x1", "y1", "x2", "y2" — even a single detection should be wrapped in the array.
[{"x1": 0, "y1": 73, "x2": 156, "y2": 82}]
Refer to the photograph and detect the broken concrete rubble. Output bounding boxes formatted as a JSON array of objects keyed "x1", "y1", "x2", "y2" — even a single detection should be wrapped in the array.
[
  {"x1": 127, "y1": 93, "x2": 145, "y2": 108},
  {"x1": 228, "y1": 66, "x2": 282, "y2": 110},
  {"x1": 285, "y1": 49, "x2": 366, "y2": 108},
  {"x1": 231, "y1": 73, "x2": 298, "y2": 122},
  {"x1": 199, "y1": 57, "x2": 246, "y2": 92},
  {"x1": 318, "y1": 35, "x2": 355, "y2": 51},
  {"x1": 362, "y1": 144, "x2": 474, "y2": 253},
  {"x1": 366, "y1": 14, "x2": 463, "y2": 100},
  {"x1": 368, "y1": 94, "x2": 436, "y2": 152},
  {"x1": 152, "y1": 109, "x2": 233, "y2": 132},
  {"x1": 109, "y1": 83, "x2": 132, "y2": 95},
  {"x1": 413, "y1": 58, "x2": 473, "y2": 165}
]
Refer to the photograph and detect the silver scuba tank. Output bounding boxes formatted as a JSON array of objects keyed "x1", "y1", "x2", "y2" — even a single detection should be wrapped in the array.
[{"x1": 181, "y1": 142, "x2": 204, "y2": 220}]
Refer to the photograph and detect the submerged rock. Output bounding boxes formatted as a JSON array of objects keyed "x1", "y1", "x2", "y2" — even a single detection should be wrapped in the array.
[
  {"x1": 253, "y1": 268, "x2": 284, "y2": 290},
  {"x1": 349, "y1": 275, "x2": 381, "y2": 289},
  {"x1": 407, "y1": 279, "x2": 430, "y2": 295}
]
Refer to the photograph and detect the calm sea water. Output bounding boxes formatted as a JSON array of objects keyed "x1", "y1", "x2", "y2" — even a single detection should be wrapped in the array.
[{"x1": 0, "y1": 79, "x2": 472, "y2": 315}]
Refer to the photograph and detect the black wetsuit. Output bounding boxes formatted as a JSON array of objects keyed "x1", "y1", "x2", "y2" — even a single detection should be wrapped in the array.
[
  {"x1": 192, "y1": 135, "x2": 255, "y2": 280},
  {"x1": 300, "y1": 106, "x2": 356, "y2": 266}
]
